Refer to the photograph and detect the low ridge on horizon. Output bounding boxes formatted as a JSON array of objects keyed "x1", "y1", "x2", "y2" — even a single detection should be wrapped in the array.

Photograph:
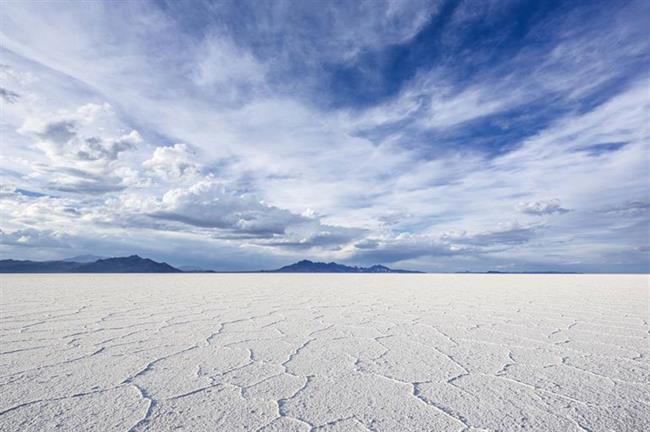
[
  {"x1": 267, "y1": 259, "x2": 422, "y2": 273},
  {"x1": 0, "y1": 255, "x2": 181, "y2": 273},
  {"x1": 0, "y1": 255, "x2": 584, "y2": 274},
  {"x1": 0, "y1": 256, "x2": 419, "y2": 274}
]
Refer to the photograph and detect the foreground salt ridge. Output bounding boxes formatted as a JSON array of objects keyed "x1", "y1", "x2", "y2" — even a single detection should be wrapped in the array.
[{"x1": 0, "y1": 275, "x2": 648, "y2": 432}]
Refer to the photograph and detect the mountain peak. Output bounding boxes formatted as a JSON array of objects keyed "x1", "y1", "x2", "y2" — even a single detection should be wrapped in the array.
[
  {"x1": 269, "y1": 260, "x2": 420, "y2": 273},
  {"x1": 0, "y1": 255, "x2": 181, "y2": 273},
  {"x1": 77, "y1": 255, "x2": 179, "y2": 273},
  {"x1": 63, "y1": 254, "x2": 107, "y2": 263}
]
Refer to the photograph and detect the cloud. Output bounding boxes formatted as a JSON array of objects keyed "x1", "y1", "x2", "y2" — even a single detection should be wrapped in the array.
[
  {"x1": 422, "y1": 84, "x2": 514, "y2": 130},
  {"x1": 145, "y1": 176, "x2": 367, "y2": 250},
  {"x1": 25, "y1": 119, "x2": 76, "y2": 144},
  {"x1": 190, "y1": 36, "x2": 268, "y2": 105},
  {"x1": 0, "y1": 188, "x2": 84, "y2": 231},
  {"x1": 151, "y1": 176, "x2": 304, "y2": 236},
  {"x1": 517, "y1": 199, "x2": 570, "y2": 216},
  {"x1": 143, "y1": 143, "x2": 201, "y2": 181},
  {"x1": 76, "y1": 131, "x2": 140, "y2": 162},
  {"x1": 442, "y1": 222, "x2": 542, "y2": 247},
  {"x1": 598, "y1": 201, "x2": 649, "y2": 217},
  {"x1": 349, "y1": 222, "x2": 542, "y2": 264},
  {"x1": 17, "y1": 103, "x2": 144, "y2": 193},
  {"x1": 350, "y1": 235, "x2": 459, "y2": 264},
  {"x1": 268, "y1": 222, "x2": 366, "y2": 251},
  {"x1": 0, "y1": 228, "x2": 69, "y2": 248},
  {"x1": 20, "y1": 104, "x2": 141, "y2": 163},
  {"x1": 189, "y1": 0, "x2": 437, "y2": 65},
  {"x1": 0, "y1": 87, "x2": 19, "y2": 103}
]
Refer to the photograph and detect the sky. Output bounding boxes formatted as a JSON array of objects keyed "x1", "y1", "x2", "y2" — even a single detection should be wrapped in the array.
[{"x1": 0, "y1": 0, "x2": 648, "y2": 272}]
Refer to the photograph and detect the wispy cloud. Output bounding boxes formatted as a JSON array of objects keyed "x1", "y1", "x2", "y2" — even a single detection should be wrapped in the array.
[{"x1": 517, "y1": 200, "x2": 569, "y2": 216}]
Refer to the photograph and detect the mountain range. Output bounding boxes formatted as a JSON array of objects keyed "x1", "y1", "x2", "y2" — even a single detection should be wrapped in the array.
[
  {"x1": 267, "y1": 260, "x2": 421, "y2": 273},
  {"x1": 0, "y1": 256, "x2": 579, "y2": 273},
  {"x1": 0, "y1": 256, "x2": 419, "y2": 273},
  {"x1": 0, "y1": 255, "x2": 181, "y2": 273},
  {"x1": 62, "y1": 255, "x2": 107, "y2": 263}
]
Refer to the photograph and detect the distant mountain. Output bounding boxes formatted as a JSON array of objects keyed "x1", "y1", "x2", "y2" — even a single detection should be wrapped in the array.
[
  {"x1": 0, "y1": 256, "x2": 419, "y2": 273},
  {"x1": 0, "y1": 255, "x2": 181, "y2": 273},
  {"x1": 267, "y1": 260, "x2": 421, "y2": 273},
  {"x1": 178, "y1": 265, "x2": 215, "y2": 272},
  {"x1": 0, "y1": 259, "x2": 82, "y2": 273},
  {"x1": 75, "y1": 255, "x2": 181, "y2": 273},
  {"x1": 63, "y1": 254, "x2": 107, "y2": 263}
]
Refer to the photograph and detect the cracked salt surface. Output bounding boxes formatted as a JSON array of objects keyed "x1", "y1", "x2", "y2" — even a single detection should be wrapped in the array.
[{"x1": 0, "y1": 274, "x2": 648, "y2": 432}]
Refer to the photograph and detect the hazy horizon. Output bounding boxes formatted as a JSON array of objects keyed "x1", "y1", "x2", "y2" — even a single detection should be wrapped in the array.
[{"x1": 1, "y1": 254, "x2": 643, "y2": 274}]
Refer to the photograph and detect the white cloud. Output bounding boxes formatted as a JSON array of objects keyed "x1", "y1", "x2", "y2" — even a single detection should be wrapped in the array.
[
  {"x1": 143, "y1": 143, "x2": 200, "y2": 181},
  {"x1": 16, "y1": 103, "x2": 145, "y2": 193},
  {"x1": 193, "y1": 37, "x2": 266, "y2": 88},
  {"x1": 0, "y1": 227, "x2": 69, "y2": 248},
  {"x1": 153, "y1": 176, "x2": 302, "y2": 236}
]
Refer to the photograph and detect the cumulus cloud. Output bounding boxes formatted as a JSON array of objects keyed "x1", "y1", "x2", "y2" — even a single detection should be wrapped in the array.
[
  {"x1": 517, "y1": 199, "x2": 570, "y2": 216},
  {"x1": 17, "y1": 104, "x2": 143, "y2": 193},
  {"x1": 350, "y1": 234, "x2": 459, "y2": 264},
  {"x1": 76, "y1": 131, "x2": 141, "y2": 162},
  {"x1": 0, "y1": 228, "x2": 69, "y2": 248},
  {"x1": 144, "y1": 176, "x2": 367, "y2": 250},
  {"x1": 143, "y1": 143, "x2": 200, "y2": 181},
  {"x1": 151, "y1": 177, "x2": 304, "y2": 236},
  {"x1": 20, "y1": 105, "x2": 141, "y2": 164}
]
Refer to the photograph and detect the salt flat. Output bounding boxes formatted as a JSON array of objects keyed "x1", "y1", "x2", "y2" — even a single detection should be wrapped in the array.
[{"x1": 0, "y1": 274, "x2": 648, "y2": 432}]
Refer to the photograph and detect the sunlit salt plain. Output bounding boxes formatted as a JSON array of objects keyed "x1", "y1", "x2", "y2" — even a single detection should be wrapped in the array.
[{"x1": 0, "y1": 274, "x2": 648, "y2": 432}]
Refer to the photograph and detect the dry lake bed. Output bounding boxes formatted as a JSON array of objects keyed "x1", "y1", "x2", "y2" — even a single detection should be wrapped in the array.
[{"x1": 0, "y1": 274, "x2": 648, "y2": 432}]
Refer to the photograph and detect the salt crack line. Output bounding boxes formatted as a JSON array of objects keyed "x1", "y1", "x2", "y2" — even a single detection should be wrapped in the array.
[
  {"x1": 122, "y1": 344, "x2": 198, "y2": 383},
  {"x1": 126, "y1": 383, "x2": 156, "y2": 432},
  {"x1": 0, "y1": 385, "x2": 122, "y2": 416},
  {"x1": 353, "y1": 367, "x2": 471, "y2": 432},
  {"x1": 413, "y1": 382, "x2": 472, "y2": 432}
]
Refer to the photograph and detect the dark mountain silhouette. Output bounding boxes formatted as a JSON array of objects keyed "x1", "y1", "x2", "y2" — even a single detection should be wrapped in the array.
[
  {"x1": 75, "y1": 255, "x2": 181, "y2": 273},
  {"x1": 0, "y1": 256, "x2": 578, "y2": 274},
  {"x1": 267, "y1": 259, "x2": 421, "y2": 273},
  {"x1": 0, "y1": 255, "x2": 181, "y2": 273},
  {"x1": 63, "y1": 254, "x2": 107, "y2": 263},
  {"x1": 0, "y1": 259, "x2": 82, "y2": 273}
]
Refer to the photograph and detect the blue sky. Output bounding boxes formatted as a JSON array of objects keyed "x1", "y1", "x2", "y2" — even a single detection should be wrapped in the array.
[{"x1": 0, "y1": 0, "x2": 648, "y2": 272}]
